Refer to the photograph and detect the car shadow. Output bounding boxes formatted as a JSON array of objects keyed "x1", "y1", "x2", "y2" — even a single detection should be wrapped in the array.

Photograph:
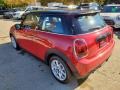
[
  {"x1": 113, "y1": 28, "x2": 120, "y2": 39},
  {"x1": 0, "y1": 42, "x2": 87, "y2": 90}
]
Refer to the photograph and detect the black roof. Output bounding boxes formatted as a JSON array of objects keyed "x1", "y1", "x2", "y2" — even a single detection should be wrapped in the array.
[{"x1": 30, "y1": 9, "x2": 100, "y2": 15}]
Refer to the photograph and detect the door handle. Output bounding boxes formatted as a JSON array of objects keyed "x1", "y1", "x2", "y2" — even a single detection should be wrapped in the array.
[
  {"x1": 28, "y1": 35, "x2": 41, "y2": 40},
  {"x1": 27, "y1": 36, "x2": 34, "y2": 38}
]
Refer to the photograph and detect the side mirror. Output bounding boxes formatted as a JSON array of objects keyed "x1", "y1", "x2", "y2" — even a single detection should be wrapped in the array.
[{"x1": 15, "y1": 24, "x2": 21, "y2": 30}]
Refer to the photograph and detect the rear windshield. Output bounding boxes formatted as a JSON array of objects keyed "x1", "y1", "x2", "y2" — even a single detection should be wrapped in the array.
[
  {"x1": 72, "y1": 13, "x2": 106, "y2": 34},
  {"x1": 103, "y1": 6, "x2": 120, "y2": 13}
]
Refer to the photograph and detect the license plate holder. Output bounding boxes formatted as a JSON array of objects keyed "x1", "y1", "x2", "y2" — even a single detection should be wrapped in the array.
[{"x1": 99, "y1": 39, "x2": 107, "y2": 48}]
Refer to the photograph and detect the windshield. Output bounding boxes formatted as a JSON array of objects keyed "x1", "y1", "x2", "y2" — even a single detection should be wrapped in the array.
[
  {"x1": 103, "y1": 6, "x2": 120, "y2": 13},
  {"x1": 73, "y1": 13, "x2": 106, "y2": 34}
]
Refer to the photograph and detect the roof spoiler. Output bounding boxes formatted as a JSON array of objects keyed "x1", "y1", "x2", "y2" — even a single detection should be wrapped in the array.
[
  {"x1": 79, "y1": 10, "x2": 100, "y2": 15},
  {"x1": 74, "y1": 10, "x2": 100, "y2": 18}
]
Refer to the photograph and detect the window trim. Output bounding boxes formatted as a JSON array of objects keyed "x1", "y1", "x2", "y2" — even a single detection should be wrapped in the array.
[
  {"x1": 21, "y1": 13, "x2": 40, "y2": 30},
  {"x1": 38, "y1": 14, "x2": 66, "y2": 34},
  {"x1": 35, "y1": 25, "x2": 107, "y2": 36}
]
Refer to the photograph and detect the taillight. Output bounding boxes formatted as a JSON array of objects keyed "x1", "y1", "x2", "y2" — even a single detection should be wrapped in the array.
[{"x1": 74, "y1": 39, "x2": 88, "y2": 59}]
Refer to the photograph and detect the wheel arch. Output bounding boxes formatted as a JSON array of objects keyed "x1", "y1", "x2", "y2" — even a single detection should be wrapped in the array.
[
  {"x1": 10, "y1": 33, "x2": 20, "y2": 50},
  {"x1": 45, "y1": 49, "x2": 67, "y2": 65},
  {"x1": 45, "y1": 49, "x2": 80, "y2": 78}
]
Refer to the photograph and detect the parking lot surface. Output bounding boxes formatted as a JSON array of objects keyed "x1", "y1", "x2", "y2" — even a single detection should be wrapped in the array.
[{"x1": 0, "y1": 19, "x2": 120, "y2": 90}]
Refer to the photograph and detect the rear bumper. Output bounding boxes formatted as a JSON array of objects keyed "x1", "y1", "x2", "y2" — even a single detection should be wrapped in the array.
[{"x1": 74, "y1": 40, "x2": 115, "y2": 79}]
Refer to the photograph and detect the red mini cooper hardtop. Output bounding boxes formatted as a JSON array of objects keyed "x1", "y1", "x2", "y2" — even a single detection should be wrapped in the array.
[{"x1": 10, "y1": 9, "x2": 115, "y2": 83}]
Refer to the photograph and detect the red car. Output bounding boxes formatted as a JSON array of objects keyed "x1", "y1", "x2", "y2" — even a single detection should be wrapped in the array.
[{"x1": 10, "y1": 10, "x2": 115, "y2": 83}]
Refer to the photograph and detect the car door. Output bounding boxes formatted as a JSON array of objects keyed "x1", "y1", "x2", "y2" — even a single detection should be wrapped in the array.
[
  {"x1": 30, "y1": 15, "x2": 65, "y2": 60},
  {"x1": 24, "y1": 13, "x2": 41, "y2": 55},
  {"x1": 16, "y1": 13, "x2": 38, "y2": 53}
]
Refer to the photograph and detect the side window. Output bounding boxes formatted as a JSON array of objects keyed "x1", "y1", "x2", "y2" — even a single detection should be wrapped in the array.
[
  {"x1": 32, "y1": 14, "x2": 40, "y2": 29},
  {"x1": 41, "y1": 16, "x2": 64, "y2": 34},
  {"x1": 22, "y1": 14, "x2": 32, "y2": 25},
  {"x1": 22, "y1": 14, "x2": 39, "y2": 29}
]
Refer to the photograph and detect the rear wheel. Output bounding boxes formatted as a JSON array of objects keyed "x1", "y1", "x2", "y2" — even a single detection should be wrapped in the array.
[
  {"x1": 10, "y1": 36, "x2": 20, "y2": 50},
  {"x1": 49, "y1": 56, "x2": 72, "y2": 83}
]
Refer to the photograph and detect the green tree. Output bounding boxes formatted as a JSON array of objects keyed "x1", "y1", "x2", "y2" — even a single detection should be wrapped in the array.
[
  {"x1": 39, "y1": 0, "x2": 106, "y2": 6},
  {"x1": 4, "y1": 0, "x2": 35, "y2": 7},
  {"x1": 104, "y1": 0, "x2": 120, "y2": 4},
  {"x1": 0, "y1": 0, "x2": 4, "y2": 6}
]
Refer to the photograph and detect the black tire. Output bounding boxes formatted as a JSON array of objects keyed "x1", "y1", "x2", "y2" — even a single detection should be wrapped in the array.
[
  {"x1": 49, "y1": 56, "x2": 72, "y2": 83},
  {"x1": 10, "y1": 36, "x2": 20, "y2": 50}
]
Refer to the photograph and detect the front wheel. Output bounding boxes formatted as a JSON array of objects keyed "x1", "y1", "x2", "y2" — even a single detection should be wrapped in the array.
[
  {"x1": 10, "y1": 36, "x2": 20, "y2": 50},
  {"x1": 49, "y1": 56, "x2": 72, "y2": 83}
]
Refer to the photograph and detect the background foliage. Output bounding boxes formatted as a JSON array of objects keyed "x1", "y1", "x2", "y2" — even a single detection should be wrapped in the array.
[
  {"x1": 0, "y1": 0, "x2": 4, "y2": 6},
  {"x1": 0, "y1": 0, "x2": 120, "y2": 7},
  {"x1": 40, "y1": 0, "x2": 106, "y2": 5}
]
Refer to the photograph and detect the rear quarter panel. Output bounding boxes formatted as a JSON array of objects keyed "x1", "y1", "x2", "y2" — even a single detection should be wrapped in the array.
[{"x1": 34, "y1": 31, "x2": 75, "y2": 61}]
